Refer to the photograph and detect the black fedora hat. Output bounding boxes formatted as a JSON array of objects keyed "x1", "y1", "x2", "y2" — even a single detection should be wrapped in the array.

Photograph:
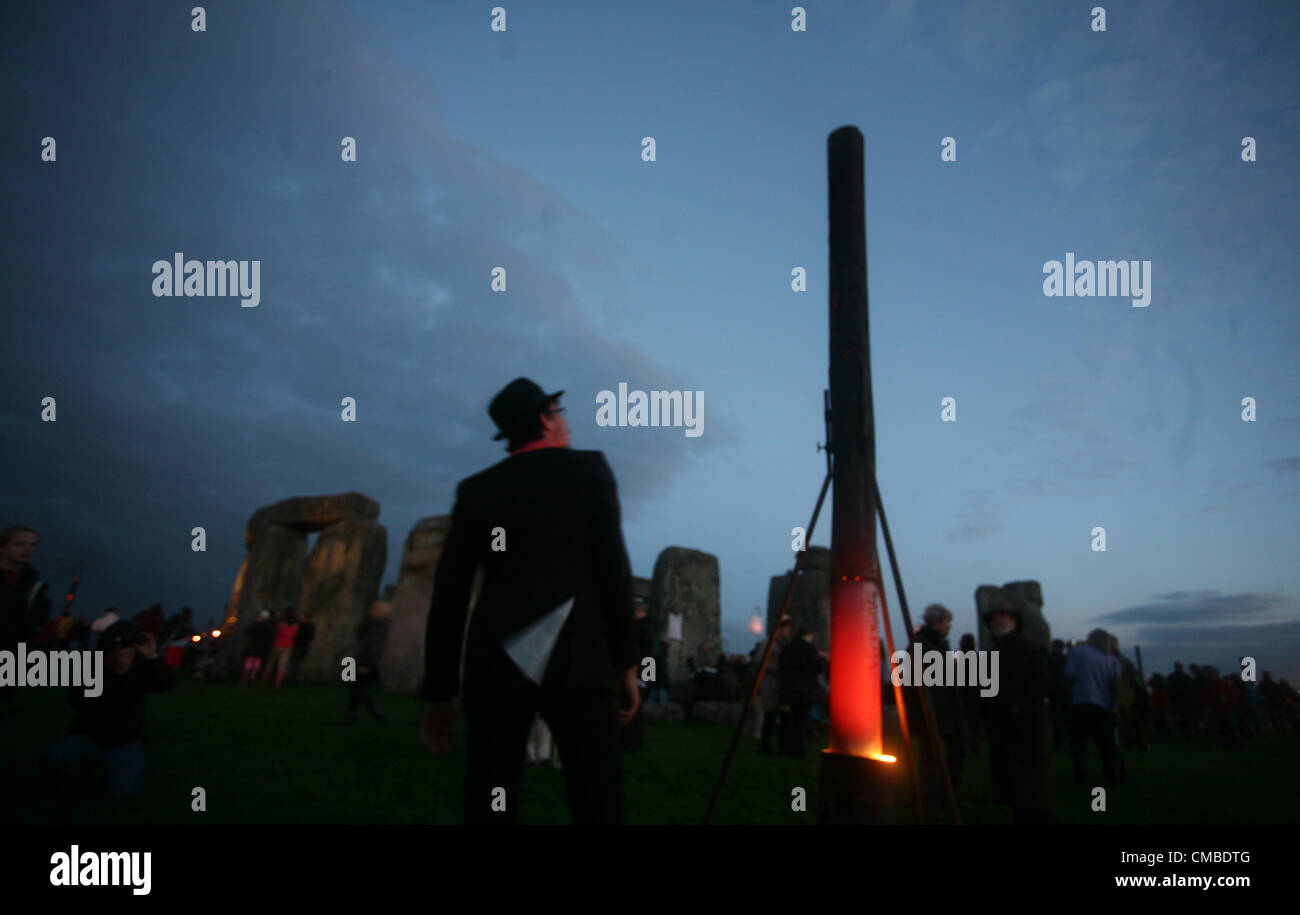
[{"x1": 488, "y1": 377, "x2": 564, "y2": 441}]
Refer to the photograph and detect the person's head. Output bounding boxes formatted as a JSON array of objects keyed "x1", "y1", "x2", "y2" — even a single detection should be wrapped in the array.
[
  {"x1": 258, "y1": 610, "x2": 270, "y2": 621},
  {"x1": 370, "y1": 601, "x2": 391, "y2": 619},
  {"x1": 180, "y1": 607, "x2": 192, "y2": 619},
  {"x1": 100, "y1": 621, "x2": 143, "y2": 674},
  {"x1": 1086, "y1": 629, "x2": 1110, "y2": 653},
  {"x1": 282, "y1": 606, "x2": 297, "y2": 623},
  {"x1": 489, "y1": 378, "x2": 568, "y2": 452},
  {"x1": 989, "y1": 610, "x2": 1015, "y2": 637},
  {"x1": 959, "y1": 633, "x2": 976, "y2": 652},
  {"x1": 779, "y1": 618, "x2": 793, "y2": 640},
  {"x1": 796, "y1": 627, "x2": 814, "y2": 642},
  {"x1": 923, "y1": 603, "x2": 953, "y2": 637},
  {"x1": 104, "y1": 607, "x2": 119, "y2": 619},
  {"x1": 633, "y1": 598, "x2": 647, "y2": 620},
  {"x1": 0, "y1": 526, "x2": 37, "y2": 567},
  {"x1": 1174, "y1": 661, "x2": 1184, "y2": 672},
  {"x1": 1051, "y1": 639, "x2": 1064, "y2": 654}
]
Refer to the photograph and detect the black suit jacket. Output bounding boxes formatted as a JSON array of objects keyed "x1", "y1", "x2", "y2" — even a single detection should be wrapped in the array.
[{"x1": 421, "y1": 447, "x2": 637, "y2": 706}]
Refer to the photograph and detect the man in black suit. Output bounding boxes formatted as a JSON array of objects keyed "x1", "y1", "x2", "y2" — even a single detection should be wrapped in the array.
[{"x1": 420, "y1": 378, "x2": 640, "y2": 824}]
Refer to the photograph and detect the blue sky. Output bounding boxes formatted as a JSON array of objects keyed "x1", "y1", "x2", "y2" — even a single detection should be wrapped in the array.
[{"x1": 3, "y1": 0, "x2": 1297, "y2": 682}]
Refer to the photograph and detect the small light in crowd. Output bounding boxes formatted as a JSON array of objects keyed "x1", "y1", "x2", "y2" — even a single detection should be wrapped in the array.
[
  {"x1": 191, "y1": 634, "x2": 201, "y2": 642},
  {"x1": 748, "y1": 614, "x2": 763, "y2": 635},
  {"x1": 212, "y1": 629, "x2": 221, "y2": 638}
]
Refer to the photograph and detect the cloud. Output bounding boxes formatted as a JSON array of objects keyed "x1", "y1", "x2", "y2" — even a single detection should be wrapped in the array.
[
  {"x1": 1098, "y1": 591, "x2": 1286, "y2": 624},
  {"x1": 0, "y1": 0, "x2": 729, "y2": 617},
  {"x1": 1266, "y1": 456, "x2": 1300, "y2": 475}
]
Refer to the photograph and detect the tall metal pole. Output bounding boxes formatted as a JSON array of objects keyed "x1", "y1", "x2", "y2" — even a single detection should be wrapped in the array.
[{"x1": 820, "y1": 125, "x2": 895, "y2": 823}]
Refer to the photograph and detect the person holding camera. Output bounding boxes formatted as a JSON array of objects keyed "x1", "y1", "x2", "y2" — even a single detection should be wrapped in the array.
[{"x1": 41, "y1": 620, "x2": 176, "y2": 800}]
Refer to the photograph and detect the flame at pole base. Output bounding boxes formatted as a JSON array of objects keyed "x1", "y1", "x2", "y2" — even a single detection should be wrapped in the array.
[{"x1": 827, "y1": 577, "x2": 882, "y2": 759}]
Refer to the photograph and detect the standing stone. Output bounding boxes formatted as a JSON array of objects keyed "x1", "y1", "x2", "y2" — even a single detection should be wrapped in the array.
[
  {"x1": 975, "y1": 580, "x2": 1050, "y2": 651},
  {"x1": 765, "y1": 546, "x2": 831, "y2": 652},
  {"x1": 649, "y1": 546, "x2": 721, "y2": 685},
  {"x1": 298, "y1": 519, "x2": 388, "y2": 681},
  {"x1": 381, "y1": 516, "x2": 450, "y2": 694},
  {"x1": 221, "y1": 493, "x2": 384, "y2": 679}
]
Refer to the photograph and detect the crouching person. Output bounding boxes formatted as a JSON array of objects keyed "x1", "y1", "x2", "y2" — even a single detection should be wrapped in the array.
[{"x1": 41, "y1": 620, "x2": 175, "y2": 800}]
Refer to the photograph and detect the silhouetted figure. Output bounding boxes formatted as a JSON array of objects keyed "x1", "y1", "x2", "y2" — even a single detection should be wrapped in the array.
[
  {"x1": 134, "y1": 603, "x2": 164, "y2": 640},
  {"x1": 910, "y1": 604, "x2": 966, "y2": 818},
  {"x1": 1167, "y1": 662, "x2": 1194, "y2": 738},
  {"x1": 0, "y1": 526, "x2": 46, "y2": 719},
  {"x1": 1048, "y1": 639, "x2": 1069, "y2": 751},
  {"x1": 41, "y1": 621, "x2": 174, "y2": 799},
  {"x1": 346, "y1": 601, "x2": 391, "y2": 722},
  {"x1": 1065, "y1": 630, "x2": 1121, "y2": 789},
  {"x1": 241, "y1": 610, "x2": 274, "y2": 685},
  {"x1": 420, "y1": 379, "x2": 640, "y2": 825},
  {"x1": 289, "y1": 612, "x2": 316, "y2": 683},
  {"x1": 779, "y1": 627, "x2": 825, "y2": 758},
  {"x1": 622, "y1": 599, "x2": 655, "y2": 752},
  {"x1": 958, "y1": 633, "x2": 984, "y2": 756},
  {"x1": 981, "y1": 599, "x2": 1052, "y2": 824}
]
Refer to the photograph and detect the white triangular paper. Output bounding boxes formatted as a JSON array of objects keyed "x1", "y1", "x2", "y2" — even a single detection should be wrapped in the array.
[{"x1": 503, "y1": 597, "x2": 574, "y2": 684}]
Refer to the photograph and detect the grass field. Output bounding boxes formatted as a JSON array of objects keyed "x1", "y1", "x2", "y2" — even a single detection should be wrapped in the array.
[{"x1": 4, "y1": 678, "x2": 1297, "y2": 825}]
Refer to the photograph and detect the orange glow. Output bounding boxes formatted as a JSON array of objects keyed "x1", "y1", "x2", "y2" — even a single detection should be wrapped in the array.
[
  {"x1": 191, "y1": 635, "x2": 201, "y2": 642},
  {"x1": 874, "y1": 754, "x2": 897, "y2": 763},
  {"x1": 828, "y1": 578, "x2": 883, "y2": 758}
]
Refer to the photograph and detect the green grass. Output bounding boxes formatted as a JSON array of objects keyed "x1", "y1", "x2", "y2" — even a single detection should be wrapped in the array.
[{"x1": 4, "y1": 679, "x2": 1296, "y2": 824}]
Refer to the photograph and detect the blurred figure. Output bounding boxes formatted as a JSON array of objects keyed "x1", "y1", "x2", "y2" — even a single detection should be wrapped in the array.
[
  {"x1": 779, "y1": 627, "x2": 825, "y2": 758},
  {"x1": 159, "y1": 606, "x2": 196, "y2": 644},
  {"x1": 980, "y1": 599, "x2": 1052, "y2": 824},
  {"x1": 910, "y1": 603, "x2": 966, "y2": 818},
  {"x1": 346, "y1": 601, "x2": 391, "y2": 723},
  {"x1": 134, "y1": 603, "x2": 164, "y2": 640},
  {"x1": 40, "y1": 621, "x2": 175, "y2": 800},
  {"x1": 1166, "y1": 661, "x2": 1194, "y2": 738},
  {"x1": 263, "y1": 607, "x2": 299, "y2": 688},
  {"x1": 622, "y1": 598, "x2": 655, "y2": 752},
  {"x1": 1047, "y1": 639, "x2": 1070, "y2": 751},
  {"x1": 1065, "y1": 630, "x2": 1121, "y2": 789},
  {"x1": 289, "y1": 611, "x2": 316, "y2": 684},
  {"x1": 1, "y1": 526, "x2": 47, "y2": 720},
  {"x1": 958, "y1": 633, "x2": 984, "y2": 756},
  {"x1": 241, "y1": 610, "x2": 274, "y2": 686}
]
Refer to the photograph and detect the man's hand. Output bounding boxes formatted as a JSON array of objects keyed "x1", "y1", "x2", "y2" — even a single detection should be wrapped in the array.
[
  {"x1": 422, "y1": 700, "x2": 456, "y2": 756},
  {"x1": 617, "y1": 666, "x2": 641, "y2": 726}
]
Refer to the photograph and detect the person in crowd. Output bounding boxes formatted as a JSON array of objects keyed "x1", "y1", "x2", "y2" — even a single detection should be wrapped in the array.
[
  {"x1": 981, "y1": 596, "x2": 1053, "y2": 824},
  {"x1": 779, "y1": 626, "x2": 825, "y2": 758},
  {"x1": 1065, "y1": 629, "x2": 1121, "y2": 789},
  {"x1": 910, "y1": 604, "x2": 967, "y2": 818},
  {"x1": 134, "y1": 603, "x2": 164, "y2": 640},
  {"x1": 289, "y1": 611, "x2": 316, "y2": 684},
  {"x1": 263, "y1": 607, "x2": 300, "y2": 688},
  {"x1": 955, "y1": 633, "x2": 984, "y2": 757},
  {"x1": 622, "y1": 598, "x2": 656, "y2": 752},
  {"x1": 1047, "y1": 639, "x2": 1070, "y2": 751},
  {"x1": 241, "y1": 610, "x2": 275, "y2": 686},
  {"x1": 347, "y1": 600, "x2": 392, "y2": 723},
  {"x1": 40, "y1": 620, "x2": 175, "y2": 800}
]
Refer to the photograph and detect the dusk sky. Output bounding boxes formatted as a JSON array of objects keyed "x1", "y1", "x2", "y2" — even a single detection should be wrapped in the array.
[{"x1": 4, "y1": 0, "x2": 1297, "y2": 683}]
